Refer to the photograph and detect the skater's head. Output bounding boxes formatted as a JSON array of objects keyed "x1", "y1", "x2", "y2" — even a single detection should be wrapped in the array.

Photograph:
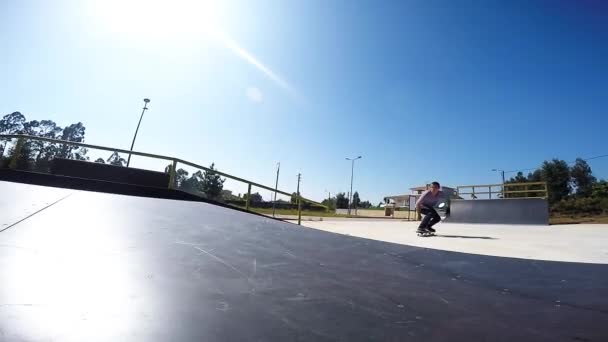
[{"x1": 430, "y1": 181, "x2": 440, "y2": 195}]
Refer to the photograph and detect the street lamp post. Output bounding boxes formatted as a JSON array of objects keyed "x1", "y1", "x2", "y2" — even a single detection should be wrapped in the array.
[
  {"x1": 346, "y1": 156, "x2": 362, "y2": 215},
  {"x1": 492, "y1": 169, "x2": 506, "y2": 198},
  {"x1": 325, "y1": 189, "x2": 331, "y2": 212},
  {"x1": 127, "y1": 98, "x2": 150, "y2": 167},
  {"x1": 272, "y1": 162, "x2": 280, "y2": 217}
]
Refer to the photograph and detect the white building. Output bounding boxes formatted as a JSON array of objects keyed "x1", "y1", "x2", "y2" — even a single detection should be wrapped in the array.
[{"x1": 383, "y1": 185, "x2": 458, "y2": 208}]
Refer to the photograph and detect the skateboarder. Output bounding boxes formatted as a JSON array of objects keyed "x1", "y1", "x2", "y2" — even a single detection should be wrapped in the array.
[{"x1": 416, "y1": 181, "x2": 444, "y2": 235}]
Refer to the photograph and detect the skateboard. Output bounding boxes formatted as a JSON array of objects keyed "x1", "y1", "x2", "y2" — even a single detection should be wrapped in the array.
[{"x1": 417, "y1": 230, "x2": 435, "y2": 237}]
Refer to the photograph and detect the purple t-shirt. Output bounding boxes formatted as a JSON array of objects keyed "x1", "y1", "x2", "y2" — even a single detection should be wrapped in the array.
[{"x1": 416, "y1": 190, "x2": 444, "y2": 208}]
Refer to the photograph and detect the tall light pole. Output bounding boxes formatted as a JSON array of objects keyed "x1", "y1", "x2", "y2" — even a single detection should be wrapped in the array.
[
  {"x1": 325, "y1": 189, "x2": 331, "y2": 212},
  {"x1": 492, "y1": 169, "x2": 506, "y2": 198},
  {"x1": 272, "y1": 162, "x2": 280, "y2": 217},
  {"x1": 127, "y1": 98, "x2": 150, "y2": 167},
  {"x1": 346, "y1": 156, "x2": 362, "y2": 215},
  {"x1": 296, "y1": 173, "x2": 302, "y2": 225}
]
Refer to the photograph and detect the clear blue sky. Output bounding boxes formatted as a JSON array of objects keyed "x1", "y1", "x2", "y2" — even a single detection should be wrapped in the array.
[{"x1": 1, "y1": 0, "x2": 607, "y2": 203}]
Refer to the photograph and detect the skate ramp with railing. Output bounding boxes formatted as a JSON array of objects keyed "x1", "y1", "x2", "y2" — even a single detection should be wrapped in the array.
[{"x1": 447, "y1": 183, "x2": 550, "y2": 225}]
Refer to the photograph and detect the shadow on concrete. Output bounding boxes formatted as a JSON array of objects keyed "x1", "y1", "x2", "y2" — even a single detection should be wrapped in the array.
[{"x1": 436, "y1": 234, "x2": 497, "y2": 240}]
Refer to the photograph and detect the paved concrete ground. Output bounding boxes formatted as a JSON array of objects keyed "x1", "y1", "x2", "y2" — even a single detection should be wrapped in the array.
[
  {"x1": 302, "y1": 219, "x2": 608, "y2": 264},
  {"x1": 335, "y1": 209, "x2": 417, "y2": 219}
]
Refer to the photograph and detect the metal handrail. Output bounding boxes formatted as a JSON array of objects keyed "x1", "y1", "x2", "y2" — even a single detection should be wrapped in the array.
[
  {"x1": 0, "y1": 134, "x2": 326, "y2": 222},
  {"x1": 456, "y1": 181, "x2": 548, "y2": 199},
  {"x1": 458, "y1": 189, "x2": 547, "y2": 195},
  {"x1": 0, "y1": 134, "x2": 175, "y2": 161},
  {"x1": 456, "y1": 191, "x2": 494, "y2": 195},
  {"x1": 456, "y1": 183, "x2": 505, "y2": 188},
  {"x1": 505, "y1": 182, "x2": 547, "y2": 187},
  {"x1": 456, "y1": 181, "x2": 547, "y2": 188},
  {"x1": 177, "y1": 158, "x2": 326, "y2": 207}
]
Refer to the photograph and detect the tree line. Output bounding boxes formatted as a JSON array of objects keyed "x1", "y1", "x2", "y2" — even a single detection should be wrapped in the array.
[
  {"x1": 0, "y1": 111, "x2": 228, "y2": 201},
  {"x1": 505, "y1": 158, "x2": 608, "y2": 215},
  {"x1": 320, "y1": 191, "x2": 374, "y2": 210},
  {"x1": 0, "y1": 112, "x2": 88, "y2": 170},
  {"x1": 169, "y1": 163, "x2": 227, "y2": 200}
]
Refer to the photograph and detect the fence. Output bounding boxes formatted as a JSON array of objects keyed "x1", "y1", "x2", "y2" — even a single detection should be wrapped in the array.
[
  {"x1": 0, "y1": 134, "x2": 326, "y2": 224},
  {"x1": 456, "y1": 182, "x2": 548, "y2": 200}
]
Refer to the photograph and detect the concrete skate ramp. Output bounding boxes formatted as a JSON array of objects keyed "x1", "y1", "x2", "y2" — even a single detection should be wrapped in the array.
[
  {"x1": 1, "y1": 181, "x2": 607, "y2": 341},
  {"x1": 448, "y1": 198, "x2": 549, "y2": 225},
  {"x1": 51, "y1": 157, "x2": 170, "y2": 188}
]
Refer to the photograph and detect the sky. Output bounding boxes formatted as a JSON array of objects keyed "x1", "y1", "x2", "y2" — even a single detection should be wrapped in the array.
[{"x1": 1, "y1": 0, "x2": 607, "y2": 204}]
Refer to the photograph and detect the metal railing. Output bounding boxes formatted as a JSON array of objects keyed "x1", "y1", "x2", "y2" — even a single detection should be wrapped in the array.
[
  {"x1": 456, "y1": 182, "x2": 548, "y2": 200},
  {"x1": 0, "y1": 134, "x2": 326, "y2": 224}
]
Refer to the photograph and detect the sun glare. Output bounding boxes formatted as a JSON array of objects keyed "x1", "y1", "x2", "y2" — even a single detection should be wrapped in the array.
[
  {"x1": 92, "y1": 0, "x2": 225, "y2": 40},
  {"x1": 89, "y1": 0, "x2": 297, "y2": 98}
]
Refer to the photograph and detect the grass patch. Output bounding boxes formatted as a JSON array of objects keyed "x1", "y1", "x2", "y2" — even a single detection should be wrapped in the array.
[
  {"x1": 550, "y1": 215, "x2": 608, "y2": 225},
  {"x1": 244, "y1": 207, "x2": 347, "y2": 217}
]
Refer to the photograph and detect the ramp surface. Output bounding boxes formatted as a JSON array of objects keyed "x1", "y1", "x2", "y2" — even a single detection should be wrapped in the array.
[
  {"x1": 448, "y1": 198, "x2": 549, "y2": 225},
  {"x1": 0, "y1": 182, "x2": 73, "y2": 232},
  {"x1": 1, "y1": 181, "x2": 607, "y2": 341}
]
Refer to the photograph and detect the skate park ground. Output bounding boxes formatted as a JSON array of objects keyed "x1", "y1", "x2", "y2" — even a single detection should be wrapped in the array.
[
  {"x1": 2, "y1": 180, "x2": 608, "y2": 341},
  {"x1": 301, "y1": 219, "x2": 608, "y2": 264}
]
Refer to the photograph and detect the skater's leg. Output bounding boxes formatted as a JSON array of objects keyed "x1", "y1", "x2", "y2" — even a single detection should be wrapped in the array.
[
  {"x1": 419, "y1": 207, "x2": 440, "y2": 233},
  {"x1": 419, "y1": 207, "x2": 433, "y2": 228},
  {"x1": 427, "y1": 207, "x2": 441, "y2": 228}
]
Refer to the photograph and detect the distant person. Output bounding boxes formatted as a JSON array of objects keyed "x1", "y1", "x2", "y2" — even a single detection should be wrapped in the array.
[{"x1": 416, "y1": 181, "x2": 444, "y2": 234}]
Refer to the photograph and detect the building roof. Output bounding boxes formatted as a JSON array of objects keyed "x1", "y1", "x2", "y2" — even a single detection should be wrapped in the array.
[
  {"x1": 384, "y1": 194, "x2": 418, "y2": 200},
  {"x1": 409, "y1": 185, "x2": 456, "y2": 191}
]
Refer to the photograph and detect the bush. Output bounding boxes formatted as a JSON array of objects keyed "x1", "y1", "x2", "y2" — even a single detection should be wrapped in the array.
[
  {"x1": 0, "y1": 156, "x2": 9, "y2": 168},
  {"x1": 223, "y1": 200, "x2": 325, "y2": 211},
  {"x1": 551, "y1": 197, "x2": 608, "y2": 216}
]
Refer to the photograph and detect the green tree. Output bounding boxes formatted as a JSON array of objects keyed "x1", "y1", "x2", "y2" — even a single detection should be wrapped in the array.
[
  {"x1": 1, "y1": 112, "x2": 89, "y2": 169},
  {"x1": 352, "y1": 191, "x2": 361, "y2": 208},
  {"x1": 525, "y1": 169, "x2": 546, "y2": 197},
  {"x1": 164, "y1": 164, "x2": 190, "y2": 189},
  {"x1": 38, "y1": 120, "x2": 63, "y2": 137},
  {"x1": 0, "y1": 112, "x2": 26, "y2": 134},
  {"x1": 592, "y1": 180, "x2": 608, "y2": 199},
  {"x1": 504, "y1": 172, "x2": 529, "y2": 198},
  {"x1": 7, "y1": 139, "x2": 34, "y2": 170},
  {"x1": 181, "y1": 171, "x2": 204, "y2": 193},
  {"x1": 32, "y1": 120, "x2": 63, "y2": 164},
  {"x1": 508, "y1": 171, "x2": 528, "y2": 183},
  {"x1": 570, "y1": 158, "x2": 596, "y2": 198},
  {"x1": 107, "y1": 151, "x2": 126, "y2": 166},
  {"x1": 359, "y1": 200, "x2": 372, "y2": 209},
  {"x1": 164, "y1": 165, "x2": 190, "y2": 189},
  {"x1": 0, "y1": 112, "x2": 27, "y2": 161},
  {"x1": 541, "y1": 159, "x2": 571, "y2": 204},
  {"x1": 244, "y1": 192, "x2": 263, "y2": 204},
  {"x1": 200, "y1": 163, "x2": 225, "y2": 199},
  {"x1": 57, "y1": 122, "x2": 87, "y2": 159},
  {"x1": 321, "y1": 197, "x2": 336, "y2": 210},
  {"x1": 175, "y1": 168, "x2": 189, "y2": 188},
  {"x1": 290, "y1": 192, "x2": 298, "y2": 204},
  {"x1": 335, "y1": 192, "x2": 349, "y2": 209},
  {"x1": 221, "y1": 190, "x2": 240, "y2": 201},
  {"x1": 527, "y1": 169, "x2": 541, "y2": 182},
  {"x1": 1, "y1": 114, "x2": 65, "y2": 170},
  {"x1": 9, "y1": 119, "x2": 40, "y2": 168}
]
